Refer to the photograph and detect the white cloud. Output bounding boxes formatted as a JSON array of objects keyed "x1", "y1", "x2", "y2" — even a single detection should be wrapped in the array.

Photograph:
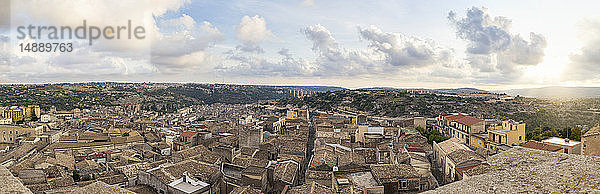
[
  {"x1": 358, "y1": 25, "x2": 454, "y2": 68},
  {"x1": 222, "y1": 24, "x2": 458, "y2": 80},
  {"x1": 448, "y1": 7, "x2": 547, "y2": 80},
  {"x1": 2, "y1": 0, "x2": 225, "y2": 82},
  {"x1": 301, "y1": 0, "x2": 315, "y2": 7},
  {"x1": 235, "y1": 15, "x2": 275, "y2": 45},
  {"x1": 562, "y1": 18, "x2": 600, "y2": 82}
]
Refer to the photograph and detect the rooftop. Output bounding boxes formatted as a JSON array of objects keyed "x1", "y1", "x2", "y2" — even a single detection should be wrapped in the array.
[
  {"x1": 0, "y1": 166, "x2": 32, "y2": 193},
  {"x1": 521, "y1": 140, "x2": 563, "y2": 152},
  {"x1": 435, "y1": 138, "x2": 469, "y2": 154},
  {"x1": 447, "y1": 149, "x2": 485, "y2": 164},
  {"x1": 425, "y1": 147, "x2": 600, "y2": 193},
  {"x1": 583, "y1": 125, "x2": 600, "y2": 137},
  {"x1": 542, "y1": 137, "x2": 581, "y2": 147}
]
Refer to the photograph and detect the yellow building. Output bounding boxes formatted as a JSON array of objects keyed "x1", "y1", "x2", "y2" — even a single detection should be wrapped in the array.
[
  {"x1": 1, "y1": 105, "x2": 41, "y2": 121},
  {"x1": 469, "y1": 133, "x2": 488, "y2": 149},
  {"x1": 286, "y1": 110, "x2": 298, "y2": 120},
  {"x1": 487, "y1": 120, "x2": 525, "y2": 150},
  {"x1": 0, "y1": 125, "x2": 43, "y2": 144}
]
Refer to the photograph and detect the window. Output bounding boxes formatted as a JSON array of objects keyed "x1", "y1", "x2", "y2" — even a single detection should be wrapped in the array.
[
  {"x1": 519, "y1": 136, "x2": 522, "y2": 141},
  {"x1": 401, "y1": 181, "x2": 408, "y2": 189}
]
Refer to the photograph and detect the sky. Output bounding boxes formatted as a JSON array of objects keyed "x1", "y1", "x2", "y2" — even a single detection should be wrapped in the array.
[{"x1": 1, "y1": 0, "x2": 600, "y2": 90}]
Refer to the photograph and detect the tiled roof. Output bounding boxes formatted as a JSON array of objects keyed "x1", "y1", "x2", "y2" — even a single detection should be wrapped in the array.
[
  {"x1": 584, "y1": 125, "x2": 600, "y2": 137},
  {"x1": 447, "y1": 149, "x2": 485, "y2": 164},
  {"x1": 173, "y1": 145, "x2": 221, "y2": 164},
  {"x1": 287, "y1": 181, "x2": 334, "y2": 194},
  {"x1": 455, "y1": 116, "x2": 483, "y2": 126},
  {"x1": 436, "y1": 138, "x2": 469, "y2": 154},
  {"x1": 72, "y1": 181, "x2": 134, "y2": 194},
  {"x1": 232, "y1": 156, "x2": 269, "y2": 168},
  {"x1": 274, "y1": 160, "x2": 298, "y2": 184},
  {"x1": 149, "y1": 160, "x2": 220, "y2": 185},
  {"x1": 180, "y1": 131, "x2": 199, "y2": 138},
  {"x1": 370, "y1": 164, "x2": 419, "y2": 182},
  {"x1": 230, "y1": 185, "x2": 261, "y2": 194},
  {"x1": 0, "y1": 166, "x2": 32, "y2": 193},
  {"x1": 463, "y1": 163, "x2": 490, "y2": 176},
  {"x1": 521, "y1": 140, "x2": 562, "y2": 152}
]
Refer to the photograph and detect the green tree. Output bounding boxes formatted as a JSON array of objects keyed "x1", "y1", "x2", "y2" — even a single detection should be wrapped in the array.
[
  {"x1": 569, "y1": 127, "x2": 582, "y2": 141},
  {"x1": 72, "y1": 170, "x2": 80, "y2": 182},
  {"x1": 427, "y1": 129, "x2": 449, "y2": 144}
]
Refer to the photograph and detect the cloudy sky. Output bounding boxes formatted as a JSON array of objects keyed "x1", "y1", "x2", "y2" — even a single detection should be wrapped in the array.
[{"x1": 1, "y1": 0, "x2": 600, "y2": 90}]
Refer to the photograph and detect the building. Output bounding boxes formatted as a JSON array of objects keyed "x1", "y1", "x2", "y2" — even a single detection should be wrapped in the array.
[
  {"x1": 413, "y1": 117, "x2": 427, "y2": 130},
  {"x1": 432, "y1": 138, "x2": 470, "y2": 174},
  {"x1": 370, "y1": 164, "x2": 421, "y2": 193},
  {"x1": 356, "y1": 114, "x2": 367, "y2": 125},
  {"x1": 239, "y1": 126, "x2": 263, "y2": 148},
  {"x1": 582, "y1": 125, "x2": 600, "y2": 156},
  {"x1": 521, "y1": 140, "x2": 563, "y2": 153},
  {"x1": 469, "y1": 133, "x2": 488, "y2": 149},
  {"x1": 297, "y1": 109, "x2": 309, "y2": 121},
  {"x1": 138, "y1": 160, "x2": 222, "y2": 194},
  {"x1": 180, "y1": 131, "x2": 200, "y2": 147},
  {"x1": 1, "y1": 125, "x2": 43, "y2": 144},
  {"x1": 541, "y1": 137, "x2": 581, "y2": 154},
  {"x1": 2, "y1": 107, "x2": 25, "y2": 121},
  {"x1": 487, "y1": 120, "x2": 526, "y2": 150},
  {"x1": 424, "y1": 147, "x2": 600, "y2": 193},
  {"x1": 24, "y1": 105, "x2": 41, "y2": 119},
  {"x1": 435, "y1": 114, "x2": 484, "y2": 144},
  {"x1": 286, "y1": 110, "x2": 298, "y2": 120},
  {"x1": 444, "y1": 149, "x2": 485, "y2": 182},
  {"x1": 355, "y1": 125, "x2": 384, "y2": 143},
  {"x1": 0, "y1": 166, "x2": 32, "y2": 193}
]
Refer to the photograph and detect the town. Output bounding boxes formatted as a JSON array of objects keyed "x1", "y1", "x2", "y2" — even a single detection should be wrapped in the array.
[{"x1": 1, "y1": 86, "x2": 599, "y2": 193}]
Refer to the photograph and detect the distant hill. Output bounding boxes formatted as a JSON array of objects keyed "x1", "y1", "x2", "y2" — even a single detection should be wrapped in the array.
[
  {"x1": 278, "y1": 85, "x2": 346, "y2": 92},
  {"x1": 434, "y1": 88, "x2": 490, "y2": 94},
  {"x1": 359, "y1": 87, "x2": 491, "y2": 94},
  {"x1": 500, "y1": 86, "x2": 600, "y2": 98}
]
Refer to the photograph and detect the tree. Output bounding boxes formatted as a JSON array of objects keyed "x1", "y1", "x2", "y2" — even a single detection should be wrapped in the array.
[
  {"x1": 569, "y1": 127, "x2": 582, "y2": 141},
  {"x1": 426, "y1": 129, "x2": 449, "y2": 144},
  {"x1": 72, "y1": 170, "x2": 80, "y2": 182}
]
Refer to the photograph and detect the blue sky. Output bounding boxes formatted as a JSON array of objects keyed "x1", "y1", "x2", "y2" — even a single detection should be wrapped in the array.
[{"x1": 1, "y1": 0, "x2": 600, "y2": 89}]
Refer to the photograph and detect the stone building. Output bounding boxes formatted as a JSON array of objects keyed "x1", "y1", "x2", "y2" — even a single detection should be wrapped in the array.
[
  {"x1": 137, "y1": 160, "x2": 222, "y2": 194},
  {"x1": 370, "y1": 164, "x2": 421, "y2": 193},
  {"x1": 582, "y1": 125, "x2": 600, "y2": 156},
  {"x1": 239, "y1": 126, "x2": 263, "y2": 149}
]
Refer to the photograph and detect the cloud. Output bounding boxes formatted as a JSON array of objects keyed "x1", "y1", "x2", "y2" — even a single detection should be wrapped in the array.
[
  {"x1": 358, "y1": 25, "x2": 454, "y2": 68},
  {"x1": 222, "y1": 24, "x2": 456, "y2": 79},
  {"x1": 563, "y1": 18, "x2": 600, "y2": 81},
  {"x1": 0, "y1": 0, "x2": 227, "y2": 82},
  {"x1": 278, "y1": 48, "x2": 292, "y2": 58},
  {"x1": 448, "y1": 7, "x2": 547, "y2": 78},
  {"x1": 301, "y1": 0, "x2": 314, "y2": 7},
  {"x1": 219, "y1": 49, "x2": 315, "y2": 77},
  {"x1": 235, "y1": 15, "x2": 274, "y2": 45}
]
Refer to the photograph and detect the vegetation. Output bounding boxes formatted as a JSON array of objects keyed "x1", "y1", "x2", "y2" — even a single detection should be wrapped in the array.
[
  {"x1": 0, "y1": 83, "x2": 335, "y2": 113},
  {"x1": 72, "y1": 170, "x2": 80, "y2": 182},
  {"x1": 417, "y1": 126, "x2": 449, "y2": 144}
]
